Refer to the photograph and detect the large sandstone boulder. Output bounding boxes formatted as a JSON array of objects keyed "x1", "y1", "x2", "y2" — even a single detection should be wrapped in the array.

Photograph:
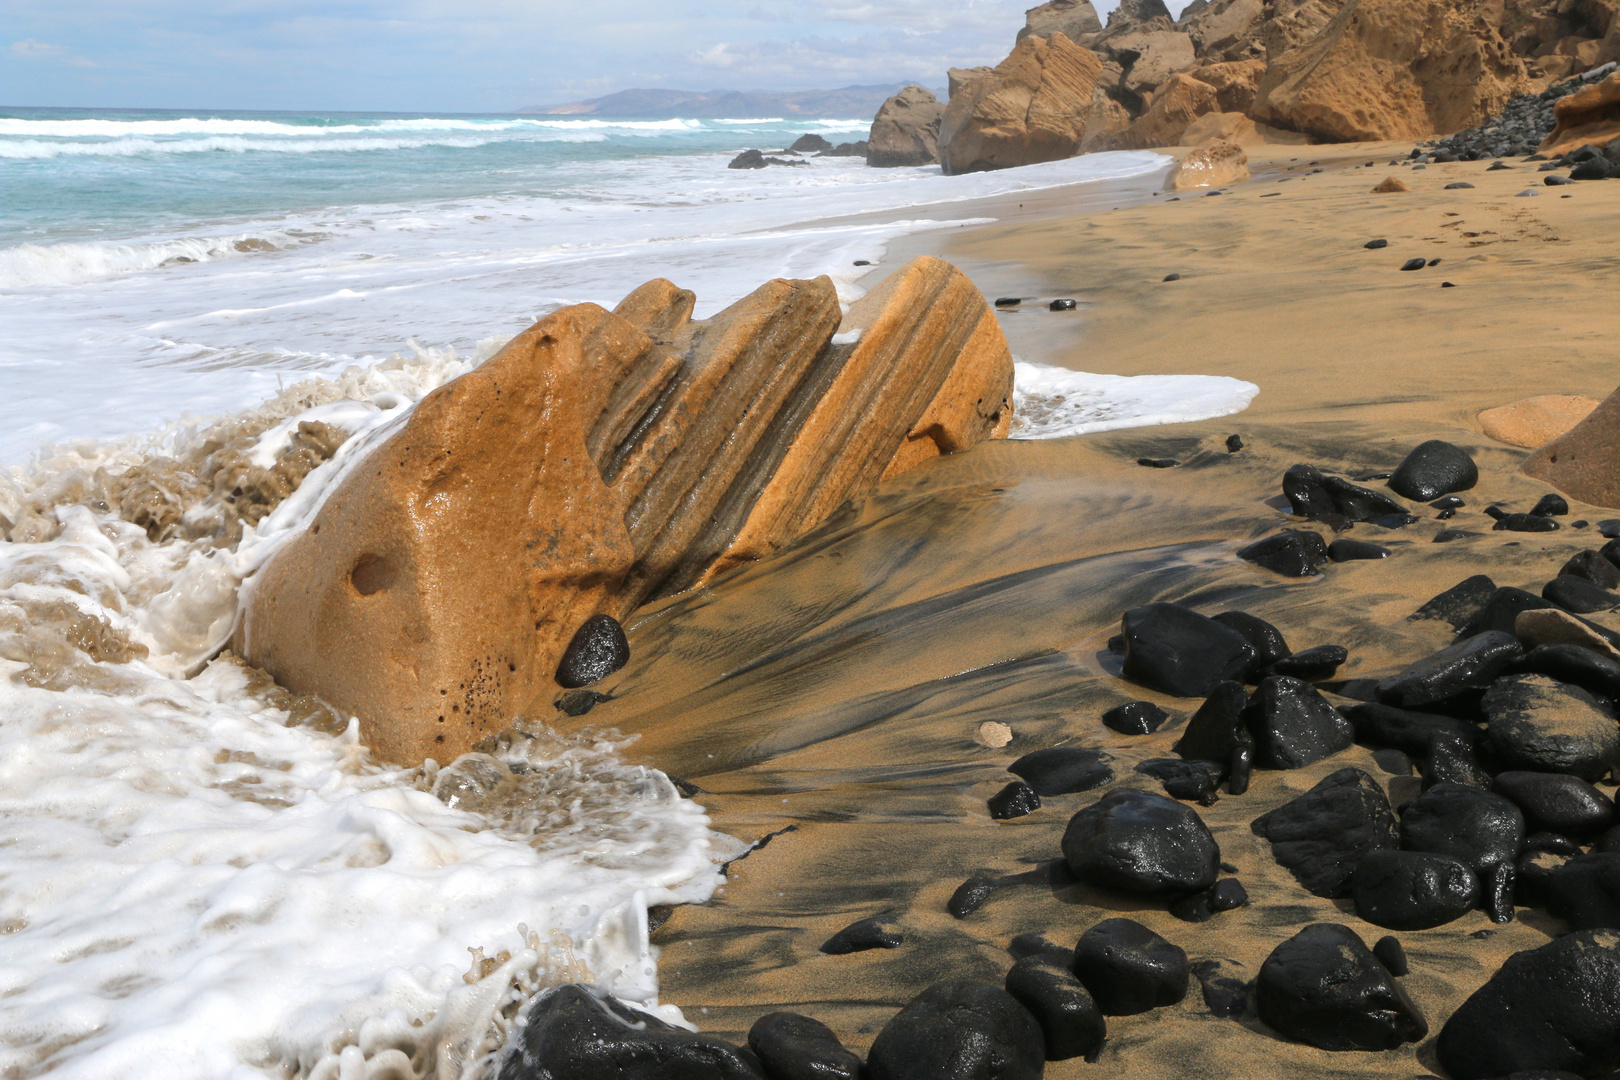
[
  {"x1": 1261, "y1": 0, "x2": 1356, "y2": 58},
  {"x1": 1539, "y1": 70, "x2": 1620, "y2": 153},
  {"x1": 1080, "y1": 88, "x2": 1135, "y2": 148},
  {"x1": 1480, "y1": 394, "x2": 1601, "y2": 448},
  {"x1": 938, "y1": 32, "x2": 1110, "y2": 173},
  {"x1": 1183, "y1": 0, "x2": 1266, "y2": 60},
  {"x1": 236, "y1": 257, "x2": 1014, "y2": 764},
  {"x1": 1251, "y1": 0, "x2": 1531, "y2": 141},
  {"x1": 1108, "y1": 72, "x2": 1220, "y2": 147},
  {"x1": 1167, "y1": 139, "x2": 1252, "y2": 187},
  {"x1": 1523, "y1": 382, "x2": 1620, "y2": 507},
  {"x1": 1192, "y1": 58, "x2": 1269, "y2": 113},
  {"x1": 948, "y1": 67, "x2": 994, "y2": 100},
  {"x1": 867, "y1": 86, "x2": 946, "y2": 167},
  {"x1": 1018, "y1": 0, "x2": 1105, "y2": 43},
  {"x1": 1101, "y1": 29, "x2": 1200, "y2": 105}
]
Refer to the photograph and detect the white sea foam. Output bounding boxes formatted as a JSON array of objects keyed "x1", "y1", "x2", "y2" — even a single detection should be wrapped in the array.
[
  {"x1": 0, "y1": 232, "x2": 304, "y2": 288},
  {"x1": 1009, "y1": 360, "x2": 1260, "y2": 438}
]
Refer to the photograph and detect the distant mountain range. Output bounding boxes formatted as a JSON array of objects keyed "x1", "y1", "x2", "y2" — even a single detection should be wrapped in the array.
[{"x1": 520, "y1": 84, "x2": 929, "y2": 119}]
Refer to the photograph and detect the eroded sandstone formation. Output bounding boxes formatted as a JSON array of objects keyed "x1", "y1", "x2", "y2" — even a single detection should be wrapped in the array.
[
  {"x1": 1522, "y1": 381, "x2": 1620, "y2": 507},
  {"x1": 235, "y1": 257, "x2": 1014, "y2": 763},
  {"x1": 1539, "y1": 68, "x2": 1620, "y2": 151},
  {"x1": 866, "y1": 86, "x2": 947, "y2": 167}
]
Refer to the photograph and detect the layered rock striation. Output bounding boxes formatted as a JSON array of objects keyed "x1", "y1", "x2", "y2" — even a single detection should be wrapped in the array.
[{"x1": 235, "y1": 257, "x2": 1013, "y2": 763}]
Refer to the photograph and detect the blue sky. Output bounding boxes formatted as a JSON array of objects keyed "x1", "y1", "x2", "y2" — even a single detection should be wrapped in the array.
[{"x1": 0, "y1": 0, "x2": 1140, "y2": 113}]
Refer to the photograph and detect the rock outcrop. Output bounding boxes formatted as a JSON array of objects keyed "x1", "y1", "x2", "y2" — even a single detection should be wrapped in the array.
[
  {"x1": 1018, "y1": 0, "x2": 1105, "y2": 43},
  {"x1": 866, "y1": 86, "x2": 947, "y2": 167},
  {"x1": 1108, "y1": 72, "x2": 1220, "y2": 147},
  {"x1": 1523, "y1": 382, "x2": 1620, "y2": 507},
  {"x1": 235, "y1": 257, "x2": 1014, "y2": 764},
  {"x1": 1191, "y1": 58, "x2": 1269, "y2": 114},
  {"x1": 1183, "y1": 0, "x2": 1267, "y2": 60},
  {"x1": 1166, "y1": 139, "x2": 1252, "y2": 187},
  {"x1": 938, "y1": 32, "x2": 1111, "y2": 173},
  {"x1": 1539, "y1": 69, "x2": 1620, "y2": 151},
  {"x1": 1251, "y1": 0, "x2": 1531, "y2": 142}
]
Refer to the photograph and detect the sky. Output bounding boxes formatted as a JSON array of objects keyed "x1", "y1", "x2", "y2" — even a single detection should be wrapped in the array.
[{"x1": 0, "y1": 0, "x2": 1149, "y2": 113}]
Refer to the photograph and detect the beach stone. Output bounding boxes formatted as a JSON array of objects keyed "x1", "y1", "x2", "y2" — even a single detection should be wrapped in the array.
[
  {"x1": 948, "y1": 875, "x2": 1001, "y2": 918},
  {"x1": 1513, "y1": 610, "x2": 1620, "y2": 662},
  {"x1": 1533, "y1": 493, "x2": 1572, "y2": 517},
  {"x1": 1516, "y1": 850, "x2": 1571, "y2": 907},
  {"x1": 1225, "y1": 434, "x2": 1243, "y2": 452},
  {"x1": 993, "y1": 296, "x2": 1020, "y2": 307},
  {"x1": 1548, "y1": 854, "x2": 1620, "y2": 929},
  {"x1": 1256, "y1": 924, "x2": 1428, "y2": 1051},
  {"x1": 821, "y1": 914, "x2": 903, "y2": 954},
  {"x1": 1120, "y1": 602, "x2": 1258, "y2": 697},
  {"x1": 988, "y1": 781, "x2": 1041, "y2": 820},
  {"x1": 1170, "y1": 877, "x2": 1249, "y2": 921},
  {"x1": 1229, "y1": 742, "x2": 1254, "y2": 794},
  {"x1": 1546, "y1": 174, "x2": 1575, "y2": 185},
  {"x1": 865, "y1": 980, "x2": 1043, "y2": 1080},
  {"x1": 1388, "y1": 439, "x2": 1479, "y2": 501},
  {"x1": 1328, "y1": 538, "x2": 1390, "y2": 561},
  {"x1": 1061, "y1": 788, "x2": 1221, "y2": 895},
  {"x1": 1353, "y1": 849, "x2": 1481, "y2": 930},
  {"x1": 1268, "y1": 644, "x2": 1348, "y2": 681},
  {"x1": 1545, "y1": 575, "x2": 1620, "y2": 614},
  {"x1": 1446, "y1": 181, "x2": 1476, "y2": 188},
  {"x1": 1102, "y1": 700, "x2": 1169, "y2": 735},
  {"x1": 1425, "y1": 730, "x2": 1495, "y2": 790},
  {"x1": 1373, "y1": 935, "x2": 1408, "y2": 976},
  {"x1": 1487, "y1": 860, "x2": 1517, "y2": 923},
  {"x1": 1003, "y1": 956, "x2": 1106, "y2": 1062},
  {"x1": 1562, "y1": 550, "x2": 1620, "y2": 590},
  {"x1": 1377, "y1": 177, "x2": 1414, "y2": 192},
  {"x1": 1243, "y1": 675, "x2": 1354, "y2": 769},
  {"x1": 1523, "y1": 383, "x2": 1620, "y2": 509},
  {"x1": 1009, "y1": 747, "x2": 1113, "y2": 795},
  {"x1": 1136, "y1": 758, "x2": 1222, "y2": 804},
  {"x1": 1167, "y1": 139, "x2": 1251, "y2": 190},
  {"x1": 555, "y1": 614, "x2": 630, "y2": 688},
  {"x1": 1437, "y1": 929, "x2": 1620, "y2": 1078},
  {"x1": 1251, "y1": 767, "x2": 1399, "y2": 897},
  {"x1": 1072, "y1": 918, "x2": 1189, "y2": 1015},
  {"x1": 1049, "y1": 299, "x2": 1078, "y2": 311},
  {"x1": 1461, "y1": 588, "x2": 1560, "y2": 638},
  {"x1": 1480, "y1": 394, "x2": 1601, "y2": 449},
  {"x1": 1211, "y1": 610, "x2": 1291, "y2": 670},
  {"x1": 497, "y1": 985, "x2": 764, "y2": 1080},
  {"x1": 1283, "y1": 466, "x2": 1411, "y2": 522},
  {"x1": 1411, "y1": 573, "x2": 1497, "y2": 630},
  {"x1": 1525, "y1": 832, "x2": 1584, "y2": 855},
  {"x1": 1483, "y1": 674, "x2": 1619, "y2": 780},
  {"x1": 1496, "y1": 512, "x2": 1562, "y2": 533},
  {"x1": 1495, "y1": 771, "x2": 1616, "y2": 834},
  {"x1": 1365, "y1": 238, "x2": 1389, "y2": 248},
  {"x1": 747, "y1": 1013, "x2": 862, "y2": 1080},
  {"x1": 1400, "y1": 782, "x2": 1525, "y2": 877},
  {"x1": 1174, "y1": 680, "x2": 1254, "y2": 769},
  {"x1": 1237, "y1": 529, "x2": 1329, "y2": 577},
  {"x1": 1376, "y1": 631, "x2": 1525, "y2": 711},
  {"x1": 978, "y1": 721, "x2": 1013, "y2": 748},
  {"x1": 1400, "y1": 256, "x2": 1428, "y2": 270},
  {"x1": 866, "y1": 85, "x2": 946, "y2": 167}
]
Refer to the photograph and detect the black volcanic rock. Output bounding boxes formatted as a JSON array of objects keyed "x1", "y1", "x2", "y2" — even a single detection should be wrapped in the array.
[
  {"x1": 1353, "y1": 849, "x2": 1480, "y2": 930},
  {"x1": 1437, "y1": 929, "x2": 1620, "y2": 1079},
  {"x1": 1102, "y1": 700, "x2": 1170, "y2": 735},
  {"x1": 821, "y1": 913, "x2": 902, "y2": 954},
  {"x1": 1136, "y1": 758, "x2": 1222, "y2": 804},
  {"x1": 1483, "y1": 674, "x2": 1619, "y2": 780},
  {"x1": 1544, "y1": 575, "x2": 1620, "y2": 614},
  {"x1": 1561, "y1": 550, "x2": 1620, "y2": 590},
  {"x1": 1009, "y1": 747, "x2": 1114, "y2": 796},
  {"x1": 1341, "y1": 701, "x2": 1482, "y2": 758},
  {"x1": 1510, "y1": 644, "x2": 1620, "y2": 701},
  {"x1": 1411, "y1": 574, "x2": 1497, "y2": 631},
  {"x1": 1072, "y1": 918, "x2": 1189, "y2": 1016},
  {"x1": 556, "y1": 614, "x2": 631, "y2": 688},
  {"x1": 866, "y1": 980, "x2": 1043, "y2": 1080},
  {"x1": 1328, "y1": 538, "x2": 1391, "y2": 562},
  {"x1": 1424, "y1": 730, "x2": 1494, "y2": 790},
  {"x1": 747, "y1": 1012, "x2": 862, "y2": 1080},
  {"x1": 1256, "y1": 924, "x2": 1428, "y2": 1051},
  {"x1": 1375, "y1": 631, "x2": 1524, "y2": 711},
  {"x1": 1243, "y1": 676, "x2": 1354, "y2": 768},
  {"x1": 1238, "y1": 530, "x2": 1330, "y2": 576},
  {"x1": 1458, "y1": 588, "x2": 1558, "y2": 638},
  {"x1": 1062, "y1": 789, "x2": 1220, "y2": 895},
  {"x1": 1399, "y1": 782, "x2": 1525, "y2": 877},
  {"x1": 988, "y1": 782, "x2": 1041, "y2": 820},
  {"x1": 1389, "y1": 440, "x2": 1479, "y2": 501},
  {"x1": 1251, "y1": 768, "x2": 1398, "y2": 898},
  {"x1": 1003, "y1": 956, "x2": 1106, "y2": 1062},
  {"x1": 1547, "y1": 854, "x2": 1620, "y2": 930},
  {"x1": 1120, "y1": 603, "x2": 1258, "y2": 697},
  {"x1": 1174, "y1": 681, "x2": 1254, "y2": 770},
  {"x1": 1268, "y1": 645, "x2": 1348, "y2": 681},
  {"x1": 1283, "y1": 464, "x2": 1409, "y2": 521},
  {"x1": 498, "y1": 985, "x2": 764, "y2": 1080},
  {"x1": 1495, "y1": 771, "x2": 1616, "y2": 835}
]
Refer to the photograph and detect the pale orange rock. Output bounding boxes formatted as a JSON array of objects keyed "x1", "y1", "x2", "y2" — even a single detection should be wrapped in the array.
[
  {"x1": 1523, "y1": 382, "x2": 1620, "y2": 507},
  {"x1": 1191, "y1": 58, "x2": 1268, "y2": 113},
  {"x1": 1251, "y1": 0, "x2": 1530, "y2": 142},
  {"x1": 1180, "y1": 110, "x2": 1316, "y2": 145},
  {"x1": 237, "y1": 257, "x2": 1013, "y2": 764},
  {"x1": 1372, "y1": 176, "x2": 1411, "y2": 191},
  {"x1": 1107, "y1": 72, "x2": 1220, "y2": 148},
  {"x1": 1539, "y1": 70, "x2": 1620, "y2": 154},
  {"x1": 1479, "y1": 393, "x2": 1601, "y2": 448},
  {"x1": 938, "y1": 32, "x2": 1108, "y2": 173},
  {"x1": 1166, "y1": 139, "x2": 1251, "y2": 188}
]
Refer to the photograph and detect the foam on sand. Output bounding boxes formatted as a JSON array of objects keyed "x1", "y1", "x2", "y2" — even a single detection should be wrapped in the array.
[{"x1": 1010, "y1": 360, "x2": 1260, "y2": 438}]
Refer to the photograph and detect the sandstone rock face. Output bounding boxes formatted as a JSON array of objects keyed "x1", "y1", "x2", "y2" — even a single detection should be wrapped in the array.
[
  {"x1": 1480, "y1": 394, "x2": 1601, "y2": 448},
  {"x1": 1192, "y1": 58, "x2": 1269, "y2": 113},
  {"x1": 1081, "y1": 88, "x2": 1136, "y2": 148},
  {"x1": 867, "y1": 86, "x2": 947, "y2": 167},
  {"x1": 1252, "y1": 0, "x2": 1530, "y2": 141},
  {"x1": 948, "y1": 67, "x2": 994, "y2": 100},
  {"x1": 1184, "y1": 0, "x2": 1267, "y2": 60},
  {"x1": 1018, "y1": 0, "x2": 1105, "y2": 43},
  {"x1": 1109, "y1": 72, "x2": 1220, "y2": 146},
  {"x1": 938, "y1": 32, "x2": 1109, "y2": 173},
  {"x1": 1104, "y1": 29, "x2": 1201, "y2": 105},
  {"x1": 1539, "y1": 70, "x2": 1620, "y2": 153},
  {"x1": 1523, "y1": 382, "x2": 1620, "y2": 507},
  {"x1": 1180, "y1": 110, "x2": 1316, "y2": 144},
  {"x1": 1167, "y1": 139, "x2": 1251, "y2": 188},
  {"x1": 236, "y1": 257, "x2": 1014, "y2": 764}
]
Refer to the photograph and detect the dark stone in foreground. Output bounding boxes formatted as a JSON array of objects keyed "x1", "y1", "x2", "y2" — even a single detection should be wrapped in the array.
[
  {"x1": 1102, "y1": 700, "x2": 1169, "y2": 735},
  {"x1": 1511, "y1": 644, "x2": 1620, "y2": 701},
  {"x1": 1411, "y1": 574, "x2": 1496, "y2": 630},
  {"x1": 1211, "y1": 610, "x2": 1291, "y2": 669},
  {"x1": 1136, "y1": 758, "x2": 1222, "y2": 804},
  {"x1": 556, "y1": 614, "x2": 631, "y2": 688},
  {"x1": 1437, "y1": 929, "x2": 1620, "y2": 1079},
  {"x1": 948, "y1": 875, "x2": 1001, "y2": 919},
  {"x1": 1049, "y1": 298, "x2": 1077, "y2": 311},
  {"x1": 866, "y1": 980, "x2": 1043, "y2": 1080},
  {"x1": 747, "y1": 1013, "x2": 862, "y2": 1080},
  {"x1": 1269, "y1": 644, "x2": 1348, "y2": 680},
  {"x1": 1174, "y1": 681, "x2": 1253, "y2": 771},
  {"x1": 1342, "y1": 701, "x2": 1481, "y2": 757},
  {"x1": 1225, "y1": 434, "x2": 1243, "y2": 452},
  {"x1": 1243, "y1": 675, "x2": 1353, "y2": 768},
  {"x1": 1004, "y1": 956, "x2": 1106, "y2": 1061},
  {"x1": 1533, "y1": 493, "x2": 1571, "y2": 517},
  {"x1": 1256, "y1": 923, "x2": 1428, "y2": 1051},
  {"x1": 1283, "y1": 464, "x2": 1409, "y2": 522},
  {"x1": 1457, "y1": 587, "x2": 1556, "y2": 638},
  {"x1": 1483, "y1": 674, "x2": 1619, "y2": 781},
  {"x1": 1389, "y1": 439, "x2": 1479, "y2": 501},
  {"x1": 1495, "y1": 771, "x2": 1616, "y2": 835},
  {"x1": 1547, "y1": 854, "x2": 1620, "y2": 930},
  {"x1": 1399, "y1": 782, "x2": 1525, "y2": 877},
  {"x1": 1401, "y1": 257, "x2": 1428, "y2": 271},
  {"x1": 1072, "y1": 918, "x2": 1189, "y2": 1015},
  {"x1": 1238, "y1": 530, "x2": 1329, "y2": 576},
  {"x1": 988, "y1": 782, "x2": 1041, "y2": 820},
  {"x1": 1062, "y1": 789, "x2": 1221, "y2": 895},
  {"x1": 820, "y1": 914, "x2": 902, "y2": 954},
  {"x1": 1328, "y1": 538, "x2": 1390, "y2": 562},
  {"x1": 1121, "y1": 603, "x2": 1257, "y2": 698},
  {"x1": 1353, "y1": 849, "x2": 1480, "y2": 930},
  {"x1": 1545, "y1": 574, "x2": 1620, "y2": 614},
  {"x1": 1373, "y1": 935, "x2": 1408, "y2": 976},
  {"x1": 1376, "y1": 631, "x2": 1523, "y2": 710},
  {"x1": 498, "y1": 985, "x2": 764, "y2": 1080},
  {"x1": 1560, "y1": 550, "x2": 1620, "y2": 590},
  {"x1": 1496, "y1": 513, "x2": 1561, "y2": 533},
  {"x1": 1251, "y1": 768, "x2": 1398, "y2": 898},
  {"x1": 1009, "y1": 747, "x2": 1113, "y2": 795}
]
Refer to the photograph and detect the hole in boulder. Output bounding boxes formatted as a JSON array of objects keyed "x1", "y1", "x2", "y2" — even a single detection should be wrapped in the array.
[{"x1": 350, "y1": 555, "x2": 396, "y2": 596}]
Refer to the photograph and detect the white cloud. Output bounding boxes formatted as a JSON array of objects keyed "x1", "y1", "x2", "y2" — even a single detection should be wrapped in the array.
[{"x1": 11, "y1": 38, "x2": 67, "y2": 57}]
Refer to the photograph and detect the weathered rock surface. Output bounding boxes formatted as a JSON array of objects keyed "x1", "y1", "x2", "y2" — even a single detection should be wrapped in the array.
[
  {"x1": 1062, "y1": 788, "x2": 1222, "y2": 894},
  {"x1": 1167, "y1": 138, "x2": 1252, "y2": 188},
  {"x1": 1540, "y1": 69, "x2": 1620, "y2": 153},
  {"x1": 1525, "y1": 382, "x2": 1620, "y2": 507},
  {"x1": 1251, "y1": 0, "x2": 1530, "y2": 142},
  {"x1": 1483, "y1": 673, "x2": 1619, "y2": 779},
  {"x1": 1251, "y1": 767, "x2": 1398, "y2": 897},
  {"x1": 1480, "y1": 394, "x2": 1601, "y2": 448},
  {"x1": 1184, "y1": 0, "x2": 1267, "y2": 61},
  {"x1": 938, "y1": 32, "x2": 1110, "y2": 173},
  {"x1": 865, "y1": 980, "x2": 1043, "y2": 1080},
  {"x1": 867, "y1": 86, "x2": 947, "y2": 167},
  {"x1": 237, "y1": 257, "x2": 1014, "y2": 763},
  {"x1": 1108, "y1": 72, "x2": 1220, "y2": 147},
  {"x1": 1190, "y1": 58, "x2": 1270, "y2": 113},
  {"x1": 1018, "y1": 0, "x2": 1105, "y2": 43},
  {"x1": 1256, "y1": 923, "x2": 1428, "y2": 1051}
]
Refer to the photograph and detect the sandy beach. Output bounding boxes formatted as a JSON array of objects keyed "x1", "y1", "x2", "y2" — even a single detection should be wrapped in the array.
[{"x1": 573, "y1": 145, "x2": 1620, "y2": 1076}]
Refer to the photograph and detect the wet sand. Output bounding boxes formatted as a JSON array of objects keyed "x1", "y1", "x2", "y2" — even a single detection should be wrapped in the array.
[{"x1": 571, "y1": 144, "x2": 1620, "y2": 1076}]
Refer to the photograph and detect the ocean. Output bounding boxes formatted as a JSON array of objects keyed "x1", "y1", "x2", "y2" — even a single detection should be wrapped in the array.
[{"x1": 0, "y1": 107, "x2": 1259, "y2": 1079}]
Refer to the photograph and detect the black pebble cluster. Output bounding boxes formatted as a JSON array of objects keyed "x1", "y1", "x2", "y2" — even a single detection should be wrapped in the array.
[{"x1": 1414, "y1": 62, "x2": 1618, "y2": 163}]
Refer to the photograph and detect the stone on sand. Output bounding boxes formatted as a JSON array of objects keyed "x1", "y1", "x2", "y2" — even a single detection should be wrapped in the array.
[
  {"x1": 866, "y1": 85, "x2": 947, "y2": 167},
  {"x1": 1525, "y1": 383, "x2": 1620, "y2": 508},
  {"x1": 1495, "y1": 770, "x2": 1615, "y2": 835},
  {"x1": 747, "y1": 1013, "x2": 862, "y2": 1080},
  {"x1": 1387, "y1": 439, "x2": 1478, "y2": 501},
  {"x1": 1003, "y1": 956, "x2": 1107, "y2": 1061},
  {"x1": 865, "y1": 980, "x2": 1044, "y2": 1080},
  {"x1": 1120, "y1": 602, "x2": 1258, "y2": 697},
  {"x1": 1352, "y1": 849, "x2": 1481, "y2": 930},
  {"x1": 1482, "y1": 673, "x2": 1619, "y2": 780},
  {"x1": 1539, "y1": 70, "x2": 1620, "y2": 155},
  {"x1": 1256, "y1": 923, "x2": 1428, "y2": 1051},
  {"x1": 1372, "y1": 176, "x2": 1412, "y2": 192},
  {"x1": 1251, "y1": 767, "x2": 1398, "y2": 898},
  {"x1": 1061, "y1": 788, "x2": 1221, "y2": 895},
  {"x1": 1165, "y1": 139, "x2": 1250, "y2": 189},
  {"x1": 1072, "y1": 918, "x2": 1190, "y2": 1015}
]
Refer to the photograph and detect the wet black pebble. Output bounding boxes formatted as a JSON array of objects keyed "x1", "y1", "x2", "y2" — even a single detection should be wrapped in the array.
[
  {"x1": 1446, "y1": 181, "x2": 1476, "y2": 189},
  {"x1": 1413, "y1": 574, "x2": 1500, "y2": 630},
  {"x1": 948, "y1": 875, "x2": 1001, "y2": 918},
  {"x1": 988, "y1": 781, "x2": 1041, "y2": 820},
  {"x1": 1245, "y1": 675, "x2": 1354, "y2": 769},
  {"x1": 1226, "y1": 434, "x2": 1243, "y2": 452},
  {"x1": 555, "y1": 613, "x2": 631, "y2": 688},
  {"x1": 1434, "y1": 528, "x2": 1481, "y2": 542},
  {"x1": 1257, "y1": 924, "x2": 1428, "y2": 1051},
  {"x1": 1524, "y1": 831, "x2": 1583, "y2": 855},
  {"x1": 1389, "y1": 439, "x2": 1479, "y2": 501},
  {"x1": 1049, "y1": 298, "x2": 1077, "y2": 311},
  {"x1": 1559, "y1": 549, "x2": 1620, "y2": 589},
  {"x1": 748, "y1": 1012, "x2": 863, "y2": 1080},
  {"x1": 820, "y1": 914, "x2": 903, "y2": 954},
  {"x1": 1457, "y1": 587, "x2": 1557, "y2": 638},
  {"x1": 1003, "y1": 957, "x2": 1106, "y2": 1062},
  {"x1": 1102, "y1": 700, "x2": 1169, "y2": 735},
  {"x1": 554, "y1": 688, "x2": 610, "y2": 716},
  {"x1": 1268, "y1": 644, "x2": 1349, "y2": 681},
  {"x1": 1353, "y1": 849, "x2": 1480, "y2": 930},
  {"x1": 1432, "y1": 495, "x2": 1467, "y2": 509},
  {"x1": 1546, "y1": 853, "x2": 1620, "y2": 929},
  {"x1": 1136, "y1": 758, "x2": 1222, "y2": 804},
  {"x1": 1062, "y1": 789, "x2": 1221, "y2": 895},
  {"x1": 866, "y1": 980, "x2": 1043, "y2": 1080},
  {"x1": 1494, "y1": 770, "x2": 1615, "y2": 835},
  {"x1": 1545, "y1": 174, "x2": 1574, "y2": 185},
  {"x1": 1120, "y1": 602, "x2": 1257, "y2": 698},
  {"x1": 1238, "y1": 529, "x2": 1329, "y2": 577},
  {"x1": 1483, "y1": 675, "x2": 1619, "y2": 781},
  {"x1": 1329, "y1": 538, "x2": 1391, "y2": 561},
  {"x1": 1511, "y1": 644, "x2": 1620, "y2": 701},
  {"x1": 1532, "y1": 492, "x2": 1570, "y2": 517},
  {"x1": 1163, "y1": 273, "x2": 1181, "y2": 281},
  {"x1": 1373, "y1": 935, "x2": 1409, "y2": 976},
  {"x1": 1599, "y1": 519, "x2": 1620, "y2": 538},
  {"x1": 1073, "y1": 918, "x2": 1189, "y2": 1015},
  {"x1": 1344, "y1": 702, "x2": 1481, "y2": 758},
  {"x1": 1400, "y1": 782, "x2": 1525, "y2": 880},
  {"x1": 1542, "y1": 574, "x2": 1620, "y2": 614},
  {"x1": 1175, "y1": 680, "x2": 1254, "y2": 771},
  {"x1": 1441, "y1": 281, "x2": 1457, "y2": 287},
  {"x1": 1365, "y1": 238, "x2": 1389, "y2": 248},
  {"x1": 1374, "y1": 630, "x2": 1524, "y2": 711},
  {"x1": 1137, "y1": 457, "x2": 1179, "y2": 468},
  {"x1": 1400, "y1": 257, "x2": 1428, "y2": 270},
  {"x1": 1211, "y1": 610, "x2": 1291, "y2": 670},
  {"x1": 1009, "y1": 747, "x2": 1113, "y2": 796},
  {"x1": 1284, "y1": 463, "x2": 1408, "y2": 521},
  {"x1": 1425, "y1": 730, "x2": 1495, "y2": 790},
  {"x1": 993, "y1": 296, "x2": 1021, "y2": 307},
  {"x1": 1251, "y1": 768, "x2": 1398, "y2": 898}
]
